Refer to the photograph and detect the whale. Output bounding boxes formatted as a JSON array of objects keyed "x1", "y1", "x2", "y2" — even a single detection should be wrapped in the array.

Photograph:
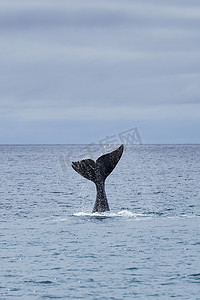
[{"x1": 71, "y1": 144, "x2": 124, "y2": 213}]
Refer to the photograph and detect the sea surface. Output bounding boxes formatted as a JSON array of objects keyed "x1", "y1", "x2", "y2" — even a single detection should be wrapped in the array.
[{"x1": 1, "y1": 144, "x2": 200, "y2": 299}]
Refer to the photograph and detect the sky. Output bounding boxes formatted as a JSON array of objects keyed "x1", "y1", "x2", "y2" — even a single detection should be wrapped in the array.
[{"x1": 0, "y1": 0, "x2": 200, "y2": 144}]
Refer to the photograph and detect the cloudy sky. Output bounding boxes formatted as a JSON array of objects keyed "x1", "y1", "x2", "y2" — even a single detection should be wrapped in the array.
[{"x1": 0, "y1": 0, "x2": 200, "y2": 143}]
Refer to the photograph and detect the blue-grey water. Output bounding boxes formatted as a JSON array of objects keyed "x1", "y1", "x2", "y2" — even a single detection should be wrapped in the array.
[{"x1": 1, "y1": 144, "x2": 200, "y2": 299}]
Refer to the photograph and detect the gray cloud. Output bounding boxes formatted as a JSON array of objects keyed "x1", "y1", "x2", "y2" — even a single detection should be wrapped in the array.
[
  {"x1": 0, "y1": 0, "x2": 200, "y2": 143},
  {"x1": 1, "y1": 0, "x2": 200, "y2": 31}
]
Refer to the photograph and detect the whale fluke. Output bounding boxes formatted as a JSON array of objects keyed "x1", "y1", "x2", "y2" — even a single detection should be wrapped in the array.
[{"x1": 71, "y1": 144, "x2": 124, "y2": 213}]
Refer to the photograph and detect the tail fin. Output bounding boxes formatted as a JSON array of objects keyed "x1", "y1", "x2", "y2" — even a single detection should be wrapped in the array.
[
  {"x1": 71, "y1": 159, "x2": 96, "y2": 182},
  {"x1": 71, "y1": 144, "x2": 124, "y2": 183},
  {"x1": 95, "y1": 144, "x2": 124, "y2": 181}
]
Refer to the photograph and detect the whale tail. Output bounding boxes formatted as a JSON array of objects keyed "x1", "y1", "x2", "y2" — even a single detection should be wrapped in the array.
[
  {"x1": 71, "y1": 144, "x2": 124, "y2": 213},
  {"x1": 71, "y1": 144, "x2": 124, "y2": 184}
]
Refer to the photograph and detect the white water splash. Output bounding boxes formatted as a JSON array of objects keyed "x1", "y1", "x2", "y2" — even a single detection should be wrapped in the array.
[{"x1": 73, "y1": 210, "x2": 149, "y2": 218}]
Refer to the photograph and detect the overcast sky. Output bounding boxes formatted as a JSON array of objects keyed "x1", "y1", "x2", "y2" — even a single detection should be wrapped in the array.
[{"x1": 0, "y1": 0, "x2": 200, "y2": 144}]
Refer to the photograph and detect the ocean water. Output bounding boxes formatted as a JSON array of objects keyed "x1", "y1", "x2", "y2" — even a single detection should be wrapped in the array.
[{"x1": 1, "y1": 144, "x2": 200, "y2": 299}]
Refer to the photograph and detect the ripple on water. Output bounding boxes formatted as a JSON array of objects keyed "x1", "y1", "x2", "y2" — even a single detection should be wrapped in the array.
[
  {"x1": 188, "y1": 273, "x2": 200, "y2": 282},
  {"x1": 24, "y1": 280, "x2": 55, "y2": 285},
  {"x1": 1, "y1": 144, "x2": 200, "y2": 300}
]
